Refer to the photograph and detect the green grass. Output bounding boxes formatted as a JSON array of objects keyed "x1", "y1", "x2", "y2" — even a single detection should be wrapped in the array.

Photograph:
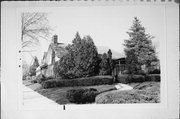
[{"x1": 36, "y1": 84, "x2": 115, "y2": 104}]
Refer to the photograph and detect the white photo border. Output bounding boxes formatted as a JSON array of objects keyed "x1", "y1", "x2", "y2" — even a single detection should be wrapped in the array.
[{"x1": 1, "y1": 1, "x2": 179, "y2": 119}]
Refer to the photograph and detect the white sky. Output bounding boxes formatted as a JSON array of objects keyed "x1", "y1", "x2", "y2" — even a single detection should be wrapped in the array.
[{"x1": 23, "y1": 5, "x2": 165, "y2": 65}]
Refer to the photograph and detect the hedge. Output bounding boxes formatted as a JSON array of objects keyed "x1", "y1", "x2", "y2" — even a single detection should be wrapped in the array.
[
  {"x1": 118, "y1": 74, "x2": 145, "y2": 84},
  {"x1": 42, "y1": 76, "x2": 113, "y2": 89},
  {"x1": 95, "y1": 89, "x2": 160, "y2": 104},
  {"x1": 118, "y1": 74, "x2": 160, "y2": 84},
  {"x1": 149, "y1": 69, "x2": 160, "y2": 74},
  {"x1": 66, "y1": 88, "x2": 98, "y2": 104},
  {"x1": 145, "y1": 74, "x2": 161, "y2": 82}
]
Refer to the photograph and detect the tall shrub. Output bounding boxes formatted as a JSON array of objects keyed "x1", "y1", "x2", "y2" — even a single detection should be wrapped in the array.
[
  {"x1": 54, "y1": 32, "x2": 99, "y2": 79},
  {"x1": 99, "y1": 49, "x2": 113, "y2": 75},
  {"x1": 107, "y1": 49, "x2": 113, "y2": 75},
  {"x1": 99, "y1": 53, "x2": 111, "y2": 75}
]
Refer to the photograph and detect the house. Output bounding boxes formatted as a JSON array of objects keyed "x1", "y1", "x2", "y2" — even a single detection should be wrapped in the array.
[
  {"x1": 36, "y1": 35, "x2": 160, "y2": 79},
  {"x1": 112, "y1": 58, "x2": 126, "y2": 75},
  {"x1": 37, "y1": 35, "x2": 67, "y2": 78},
  {"x1": 112, "y1": 58, "x2": 160, "y2": 75}
]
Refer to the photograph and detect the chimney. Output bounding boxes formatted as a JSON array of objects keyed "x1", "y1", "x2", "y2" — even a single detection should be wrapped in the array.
[{"x1": 52, "y1": 35, "x2": 58, "y2": 44}]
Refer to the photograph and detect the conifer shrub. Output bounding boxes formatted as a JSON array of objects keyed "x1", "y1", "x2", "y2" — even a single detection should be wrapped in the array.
[
  {"x1": 54, "y1": 33, "x2": 99, "y2": 79},
  {"x1": 148, "y1": 69, "x2": 160, "y2": 74},
  {"x1": 145, "y1": 74, "x2": 160, "y2": 82},
  {"x1": 118, "y1": 74, "x2": 145, "y2": 84},
  {"x1": 41, "y1": 76, "x2": 113, "y2": 89},
  {"x1": 95, "y1": 89, "x2": 160, "y2": 104},
  {"x1": 66, "y1": 88, "x2": 98, "y2": 104},
  {"x1": 36, "y1": 74, "x2": 47, "y2": 83}
]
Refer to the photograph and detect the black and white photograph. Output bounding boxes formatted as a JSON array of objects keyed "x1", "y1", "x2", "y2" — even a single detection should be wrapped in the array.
[
  {"x1": 1, "y1": 1, "x2": 179, "y2": 119},
  {"x1": 22, "y1": 6, "x2": 162, "y2": 106}
]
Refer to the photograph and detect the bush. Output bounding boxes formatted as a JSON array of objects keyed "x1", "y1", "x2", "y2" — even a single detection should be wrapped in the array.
[
  {"x1": 22, "y1": 75, "x2": 27, "y2": 80},
  {"x1": 118, "y1": 74, "x2": 160, "y2": 83},
  {"x1": 137, "y1": 70, "x2": 146, "y2": 75},
  {"x1": 46, "y1": 76, "x2": 54, "y2": 80},
  {"x1": 30, "y1": 74, "x2": 52, "y2": 84},
  {"x1": 36, "y1": 74, "x2": 47, "y2": 83},
  {"x1": 30, "y1": 76, "x2": 38, "y2": 83},
  {"x1": 41, "y1": 76, "x2": 113, "y2": 89},
  {"x1": 26, "y1": 76, "x2": 32, "y2": 80},
  {"x1": 132, "y1": 75, "x2": 146, "y2": 82},
  {"x1": 118, "y1": 74, "x2": 145, "y2": 84},
  {"x1": 99, "y1": 52, "x2": 112, "y2": 76},
  {"x1": 41, "y1": 80, "x2": 57, "y2": 89},
  {"x1": 121, "y1": 70, "x2": 129, "y2": 74},
  {"x1": 117, "y1": 75, "x2": 129, "y2": 84},
  {"x1": 54, "y1": 33, "x2": 99, "y2": 79},
  {"x1": 149, "y1": 69, "x2": 160, "y2": 74},
  {"x1": 145, "y1": 74, "x2": 160, "y2": 82},
  {"x1": 29, "y1": 66, "x2": 36, "y2": 76},
  {"x1": 95, "y1": 88, "x2": 160, "y2": 104},
  {"x1": 31, "y1": 79, "x2": 37, "y2": 84},
  {"x1": 66, "y1": 88, "x2": 98, "y2": 104}
]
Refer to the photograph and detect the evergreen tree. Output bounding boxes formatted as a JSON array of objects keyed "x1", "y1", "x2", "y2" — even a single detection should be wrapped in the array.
[
  {"x1": 125, "y1": 50, "x2": 139, "y2": 74},
  {"x1": 54, "y1": 32, "x2": 99, "y2": 79},
  {"x1": 124, "y1": 17, "x2": 157, "y2": 74},
  {"x1": 107, "y1": 49, "x2": 113, "y2": 75},
  {"x1": 72, "y1": 32, "x2": 81, "y2": 45},
  {"x1": 99, "y1": 51, "x2": 113, "y2": 75},
  {"x1": 99, "y1": 53, "x2": 109, "y2": 75},
  {"x1": 80, "y1": 36, "x2": 99, "y2": 76}
]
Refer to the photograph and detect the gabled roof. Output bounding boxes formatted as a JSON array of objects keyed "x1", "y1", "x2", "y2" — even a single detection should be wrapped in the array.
[{"x1": 43, "y1": 52, "x2": 47, "y2": 60}]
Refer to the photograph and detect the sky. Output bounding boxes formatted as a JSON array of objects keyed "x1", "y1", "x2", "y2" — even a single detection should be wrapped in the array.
[{"x1": 23, "y1": 5, "x2": 165, "y2": 65}]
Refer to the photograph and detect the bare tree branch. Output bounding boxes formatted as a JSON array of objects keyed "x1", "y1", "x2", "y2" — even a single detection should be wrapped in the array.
[{"x1": 21, "y1": 12, "x2": 52, "y2": 50}]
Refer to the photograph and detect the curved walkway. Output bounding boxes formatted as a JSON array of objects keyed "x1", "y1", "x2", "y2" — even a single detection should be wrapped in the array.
[{"x1": 114, "y1": 83, "x2": 133, "y2": 91}]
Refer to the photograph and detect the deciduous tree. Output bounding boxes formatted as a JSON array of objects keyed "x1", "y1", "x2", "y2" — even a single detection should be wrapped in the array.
[{"x1": 21, "y1": 13, "x2": 52, "y2": 49}]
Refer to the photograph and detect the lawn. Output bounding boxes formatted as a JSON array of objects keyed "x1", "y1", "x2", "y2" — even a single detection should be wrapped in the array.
[
  {"x1": 36, "y1": 84, "x2": 115, "y2": 104},
  {"x1": 27, "y1": 81, "x2": 160, "y2": 104}
]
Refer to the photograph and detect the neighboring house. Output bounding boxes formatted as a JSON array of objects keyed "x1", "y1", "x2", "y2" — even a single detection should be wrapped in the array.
[
  {"x1": 37, "y1": 35, "x2": 67, "y2": 77},
  {"x1": 112, "y1": 58, "x2": 126, "y2": 75},
  {"x1": 112, "y1": 58, "x2": 160, "y2": 75}
]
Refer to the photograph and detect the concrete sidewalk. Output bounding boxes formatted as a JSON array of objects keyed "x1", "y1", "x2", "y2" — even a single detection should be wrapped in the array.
[
  {"x1": 115, "y1": 83, "x2": 133, "y2": 91},
  {"x1": 23, "y1": 85, "x2": 61, "y2": 109}
]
